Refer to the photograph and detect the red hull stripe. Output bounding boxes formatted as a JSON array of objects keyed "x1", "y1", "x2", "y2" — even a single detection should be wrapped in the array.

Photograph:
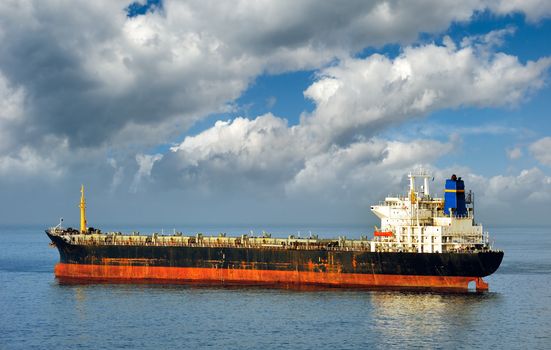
[{"x1": 55, "y1": 263, "x2": 489, "y2": 291}]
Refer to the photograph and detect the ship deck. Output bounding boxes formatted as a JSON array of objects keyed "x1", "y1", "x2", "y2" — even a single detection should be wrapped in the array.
[{"x1": 48, "y1": 229, "x2": 497, "y2": 254}]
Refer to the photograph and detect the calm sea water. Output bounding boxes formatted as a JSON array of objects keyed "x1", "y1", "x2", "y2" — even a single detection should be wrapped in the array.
[{"x1": 1, "y1": 225, "x2": 550, "y2": 350}]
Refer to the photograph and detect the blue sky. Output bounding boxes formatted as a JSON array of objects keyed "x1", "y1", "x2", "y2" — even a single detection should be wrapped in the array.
[{"x1": 0, "y1": 1, "x2": 550, "y2": 226}]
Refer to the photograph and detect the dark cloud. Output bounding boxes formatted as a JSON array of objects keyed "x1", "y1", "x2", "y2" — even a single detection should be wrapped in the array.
[{"x1": 0, "y1": 0, "x2": 529, "y2": 153}]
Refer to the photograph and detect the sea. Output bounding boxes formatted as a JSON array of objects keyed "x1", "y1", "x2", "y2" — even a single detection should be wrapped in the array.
[{"x1": 1, "y1": 224, "x2": 550, "y2": 350}]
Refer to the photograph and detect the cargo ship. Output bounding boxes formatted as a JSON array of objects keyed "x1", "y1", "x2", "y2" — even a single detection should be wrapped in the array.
[{"x1": 46, "y1": 171, "x2": 503, "y2": 291}]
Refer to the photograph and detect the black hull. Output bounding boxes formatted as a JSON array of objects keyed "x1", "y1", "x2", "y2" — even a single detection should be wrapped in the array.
[{"x1": 47, "y1": 232, "x2": 503, "y2": 278}]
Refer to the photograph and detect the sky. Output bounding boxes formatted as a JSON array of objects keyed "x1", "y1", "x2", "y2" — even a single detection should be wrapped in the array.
[{"x1": 0, "y1": 0, "x2": 550, "y2": 228}]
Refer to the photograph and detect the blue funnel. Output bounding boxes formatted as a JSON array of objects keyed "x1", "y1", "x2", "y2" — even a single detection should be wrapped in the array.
[{"x1": 444, "y1": 175, "x2": 467, "y2": 217}]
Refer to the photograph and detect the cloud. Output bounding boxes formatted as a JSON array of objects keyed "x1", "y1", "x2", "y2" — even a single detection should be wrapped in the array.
[
  {"x1": 156, "y1": 112, "x2": 456, "y2": 224},
  {"x1": 488, "y1": 0, "x2": 551, "y2": 22},
  {"x1": 130, "y1": 153, "x2": 163, "y2": 192},
  {"x1": 482, "y1": 168, "x2": 551, "y2": 202},
  {"x1": 161, "y1": 114, "x2": 307, "y2": 194},
  {"x1": 460, "y1": 27, "x2": 517, "y2": 53},
  {"x1": 303, "y1": 40, "x2": 550, "y2": 145},
  {"x1": 0, "y1": 71, "x2": 26, "y2": 153},
  {"x1": 266, "y1": 96, "x2": 277, "y2": 109},
  {"x1": 467, "y1": 168, "x2": 551, "y2": 214},
  {"x1": 108, "y1": 158, "x2": 125, "y2": 191},
  {"x1": 402, "y1": 123, "x2": 518, "y2": 139},
  {"x1": 285, "y1": 139, "x2": 453, "y2": 200},
  {"x1": 160, "y1": 112, "x2": 454, "y2": 206},
  {"x1": 530, "y1": 137, "x2": 551, "y2": 166},
  {"x1": 0, "y1": 146, "x2": 63, "y2": 179},
  {"x1": 0, "y1": 0, "x2": 465, "y2": 154},
  {"x1": 0, "y1": 1, "x2": 251, "y2": 157},
  {"x1": 0, "y1": 0, "x2": 546, "y2": 158},
  {"x1": 1, "y1": 1, "x2": 550, "y2": 224},
  {"x1": 158, "y1": 34, "x2": 550, "y2": 203},
  {"x1": 507, "y1": 147, "x2": 523, "y2": 160}
]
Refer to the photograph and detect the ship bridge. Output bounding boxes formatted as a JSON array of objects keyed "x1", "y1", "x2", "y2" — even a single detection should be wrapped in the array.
[{"x1": 370, "y1": 171, "x2": 487, "y2": 254}]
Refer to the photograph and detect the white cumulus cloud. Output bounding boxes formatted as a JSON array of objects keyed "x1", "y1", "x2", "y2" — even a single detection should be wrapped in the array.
[
  {"x1": 0, "y1": 0, "x2": 547, "y2": 159},
  {"x1": 160, "y1": 34, "x2": 550, "y2": 204},
  {"x1": 285, "y1": 139, "x2": 453, "y2": 200},
  {"x1": 303, "y1": 40, "x2": 550, "y2": 145},
  {"x1": 468, "y1": 168, "x2": 551, "y2": 210},
  {"x1": 488, "y1": 0, "x2": 551, "y2": 22},
  {"x1": 530, "y1": 137, "x2": 551, "y2": 167}
]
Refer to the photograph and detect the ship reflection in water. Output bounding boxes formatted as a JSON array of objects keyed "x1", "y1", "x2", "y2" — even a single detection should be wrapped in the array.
[
  {"x1": 368, "y1": 291, "x2": 502, "y2": 346},
  {"x1": 56, "y1": 279, "x2": 505, "y2": 349}
]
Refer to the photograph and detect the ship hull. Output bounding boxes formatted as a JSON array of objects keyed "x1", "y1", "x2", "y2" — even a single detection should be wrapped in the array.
[
  {"x1": 47, "y1": 232, "x2": 503, "y2": 291},
  {"x1": 54, "y1": 263, "x2": 491, "y2": 291}
]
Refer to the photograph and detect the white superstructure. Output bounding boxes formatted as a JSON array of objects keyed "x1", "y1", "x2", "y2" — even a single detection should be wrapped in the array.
[{"x1": 369, "y1": 170, "x2": 489, "y2": 253}]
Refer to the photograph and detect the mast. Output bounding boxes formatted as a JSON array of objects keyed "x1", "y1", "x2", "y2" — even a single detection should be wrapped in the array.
[{"x1": 80, "y1": 185, "x2": 87, "y2": 233}]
